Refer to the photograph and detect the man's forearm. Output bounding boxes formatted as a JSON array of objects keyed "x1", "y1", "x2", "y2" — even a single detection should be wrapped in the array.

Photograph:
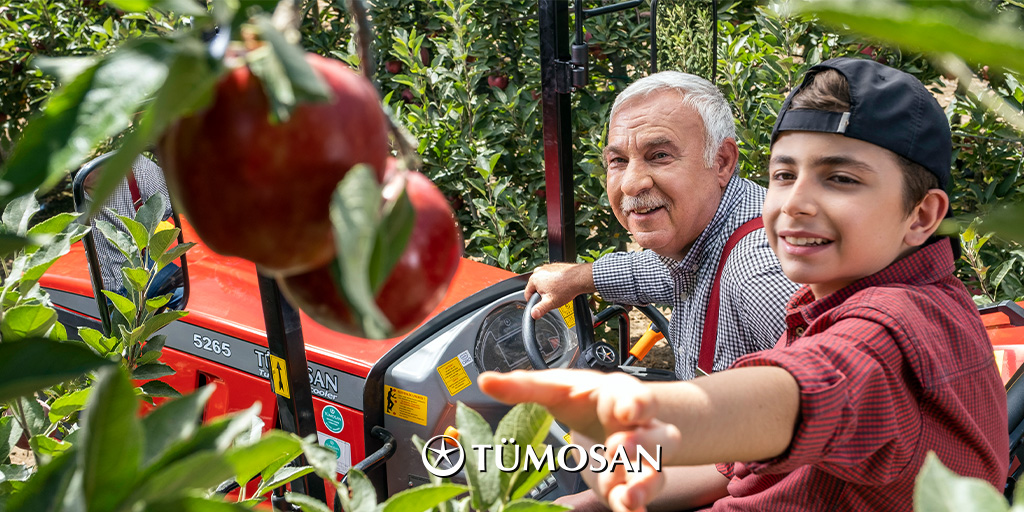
[{"x1": 645, "y1": 366, "x2": 800, "y2": 466}]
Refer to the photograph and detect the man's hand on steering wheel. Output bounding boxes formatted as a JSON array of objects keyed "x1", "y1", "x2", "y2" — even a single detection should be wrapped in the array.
[{"x1": 525, "y1": 262, "x2": 597, "y2": 319}]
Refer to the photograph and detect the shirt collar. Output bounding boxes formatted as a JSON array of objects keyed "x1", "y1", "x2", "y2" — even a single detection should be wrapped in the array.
[
  {"x1": 787, "y1": 237, "x2": 957, "y2": 325},
  {"x1": 657, "y1": 174, "x2": 741, "y2": 271}
]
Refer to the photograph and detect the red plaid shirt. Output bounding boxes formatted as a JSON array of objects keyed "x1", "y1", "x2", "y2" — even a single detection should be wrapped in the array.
[{"x1": 712, "y1": 239, "x2": 1007, "y2": 511}]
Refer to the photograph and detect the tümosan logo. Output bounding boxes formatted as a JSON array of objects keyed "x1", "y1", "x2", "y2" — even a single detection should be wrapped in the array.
[{"x1": 421, "y1": 435, "x2": 662, "y2": 477}]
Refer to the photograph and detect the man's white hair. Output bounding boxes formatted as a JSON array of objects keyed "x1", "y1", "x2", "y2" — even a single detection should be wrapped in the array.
[{"x1": 609, "y1": 71, "x2": 736, "y2": 168}]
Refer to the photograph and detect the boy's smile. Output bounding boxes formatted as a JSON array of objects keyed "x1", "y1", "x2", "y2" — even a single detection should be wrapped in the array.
[{"x1": 764, "y1": 132, "x2": 944, "y2": 300}]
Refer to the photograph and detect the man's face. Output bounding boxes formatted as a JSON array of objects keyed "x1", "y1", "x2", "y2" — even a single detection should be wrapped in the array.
[
  {"x1": 604, "y1": 91, "x2": 731, "y2": 261},
  {"x1": 764, "y1": 131, "x2": 923, "y2": 299}
]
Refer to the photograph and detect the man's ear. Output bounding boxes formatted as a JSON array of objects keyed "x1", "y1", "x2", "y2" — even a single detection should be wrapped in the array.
[
  {"x1": 905, "y1": 189, "x2": 949, "y2": 246},
  {"x1": 714, "y1": 138, "x2": 739, "y2": 188}
]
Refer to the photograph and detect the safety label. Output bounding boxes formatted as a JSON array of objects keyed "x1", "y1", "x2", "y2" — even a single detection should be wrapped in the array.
[
  {"x1": 322, "y1": 405, "x2": 345, "y2": 433},
  {"x1": 437, "y1": 356, "x2": 472, "y2": 396},
  {"x1": 269, "y1": 354, "x2": 290, "y2": 398},
  {"x1": 317, "y1": 432, "x2": 352, "y2": 475},
  {"x1": 558, "y1": 302, "x2": 576, "y2": 329},
  {"x1": 563, "y1": 433, "x2": 572, "y2": 444},
  {"x1": 384, "y1": 385, "x2": 428, "y2": 426}
]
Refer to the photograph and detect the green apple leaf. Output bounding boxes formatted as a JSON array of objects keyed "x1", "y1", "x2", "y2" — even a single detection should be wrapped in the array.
[
  {"x1": 139, "y1": 385, "x2": 215, "y2": 466},
  {"x1": 456, "y1": 402, "x2": 500, "y2": 509},
  {"x1": 103, "y1": 290, "x2": 138, "y2": 321},
  {"x1": 249, "y1": 15, "x2": 331, "y2": 123},
  {"x1": 224, "y1": 430, "x2": 303, "y2": 486},
  {"x1": 283, "y1": 492, "x2": 333, "y2": 512},
  {"x1": 116, "y1": 214, "x2": 150, "y2": 252},
  {"x1": 49, "y1": 386, "x2": 93, "y2": 422},
  {"x1": 132, "y1": 362, "x2": 176, "y2": 380},
  {"x1": 379, "y1": 483, "x2": 469, "y2": 512},
  {"x1": 96, "y1": 219, "x2": 139, "y2": 260},
  {"x1": 502, "y1": 500, "x2": 571, "y2": 512},
  {"x1": 79, "y1": 366, "x2": 144, "y2": 512},
  {"x1": 496, "y1": 403, "x2": 553, "y2": 500},
  {"x1": 330, "y1": 165, "x2": 393, "y2": 339},
  {"x1": 78, "y1": 327, "x2": 120, "y2": 355},
  {"x1": 1, "y1": 304, "x2": 58, "y2": 341},
  {"x1": 913, "y1": 451, "x2": 1008, "y2": 511},
  {"x1": 135, "y1": 192, "x2": 166, "y2": 236},
  {"x1": 145, "y1": 496, "x2": 255, "y2": 512},
  {"x1": 369, "y1": 181, "x2": 415, "y2": 294},
  {"x1": 4, "y1": 451, "x2": 76, "y2": 512},
  {"x1": 0, "y1": 38, "x2": 175, "y2": 208},
  {"x1": 138, "y1": 310, "x2": 188, "y2": 341},
  {"x1": 122, "y1": 267, "x2": 152, "y2": 296},
  {"x1": 0, "y1": 233, "x2": 30, "y2": 258},
  {"x1": 255, "y1": 465, "x2": 315, "y2": 496},
  {"x1": 31, "y1": 435, "x2": 72, "y2": 457},
  {"x1": 125, "y1": 451, "x2": 235, "y2": 505},
  {"x1": 2, "y1": 193, "x2": 39, "y2": 236},
  {"x1": 149, "y1": 228, "x2": 180, "y2": 260},
  {"x1": 140, "y1": 380, "x2": 182, "y2": 398},
  {"x1": 341, "y1": 468, "x2": 377, "y2": 512},
  {"x1": 155, "y1": 242, "x2": 196, "y2": 271}
]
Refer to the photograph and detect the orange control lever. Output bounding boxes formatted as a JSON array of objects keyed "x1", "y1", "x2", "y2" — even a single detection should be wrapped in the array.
[{"x1": 629, "y1": 323, "x2": 664, "y2": 361}]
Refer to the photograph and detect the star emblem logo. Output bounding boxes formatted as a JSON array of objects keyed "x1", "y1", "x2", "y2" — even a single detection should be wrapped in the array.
[
  {"x1": 595, "y1": 344, "x2": 616, "y2": 363},
  {"x1": 421, "y1": 434, "x2": 465, "y2": 478}
]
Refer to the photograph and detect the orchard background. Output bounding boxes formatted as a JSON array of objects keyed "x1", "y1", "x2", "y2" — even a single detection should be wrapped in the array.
[{"x1": 2, "y1": 0, "x2": 1023, "y2": 303}]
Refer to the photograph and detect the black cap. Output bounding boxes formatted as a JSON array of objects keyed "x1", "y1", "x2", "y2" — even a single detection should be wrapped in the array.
[{"x1": 771, "y1": 57, "x2": 952, "y2": 192}]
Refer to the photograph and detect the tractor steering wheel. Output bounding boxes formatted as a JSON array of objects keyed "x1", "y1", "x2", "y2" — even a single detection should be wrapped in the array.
[{"x1": 522, "y1": 294, "x2": 672, "y2": 371}]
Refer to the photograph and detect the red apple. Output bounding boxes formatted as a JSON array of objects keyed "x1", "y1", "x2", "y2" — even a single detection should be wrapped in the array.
[
  {"x1": 279, "y1": 171, "x2": 463, "y2": 337},
  {"x1": 488, "y1": 74, "x2": 509, "y2": 90},
  {"x1": 159, "y1": 53, "x2": 390, "y2": 275},
  {"x1": 385, "y1": 60, "x2": 403, "y2": 74},
  {"x1": 401, "y1": 89, "x2": 415, "y2": 103},
  {"x1": 420, "y1": 48, "x2": 431, "y2": 66}
]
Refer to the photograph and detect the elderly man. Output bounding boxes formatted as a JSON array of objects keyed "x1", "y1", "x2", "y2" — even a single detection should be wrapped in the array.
[{"x1": 528, "y1": 71, "x2": 798, "y2": 381}]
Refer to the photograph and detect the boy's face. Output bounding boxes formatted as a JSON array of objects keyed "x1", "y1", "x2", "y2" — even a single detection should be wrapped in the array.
[{"x1": 764, "y1": 131, "x2": 937, "y2": 299}]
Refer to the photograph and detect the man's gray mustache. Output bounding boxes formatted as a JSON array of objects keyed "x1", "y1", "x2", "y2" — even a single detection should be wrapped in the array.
[{"x1": 621, "y1": 193, "x2": 668, "y2": 213}]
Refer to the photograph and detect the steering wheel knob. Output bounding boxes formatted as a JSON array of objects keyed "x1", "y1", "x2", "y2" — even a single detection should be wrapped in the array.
[{"x1": 583, "y1": 341, "x2": 619, "y2": 371}]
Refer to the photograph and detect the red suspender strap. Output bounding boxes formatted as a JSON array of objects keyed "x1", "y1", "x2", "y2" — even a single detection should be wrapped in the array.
[
  {"x1": 127, "y1": 171, "x2": 144, "y2": 212},
  {"x1": 697, "y1": 217, "x2": 764, "y2": 376}
]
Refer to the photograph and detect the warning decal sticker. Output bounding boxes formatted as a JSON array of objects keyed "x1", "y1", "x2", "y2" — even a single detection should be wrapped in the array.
[
  {"x1": 437, "y1": 356, "x2": 472, "y2": 396},
  {"x1": 558, "y1": 302, "x2": 576, "y2": 329},
  {"x1": 384, "y1": 385, "x2": 428, "y2": 426},
  {"x1": 269, "y1": 354, "x2": 290, "y2": 398}
]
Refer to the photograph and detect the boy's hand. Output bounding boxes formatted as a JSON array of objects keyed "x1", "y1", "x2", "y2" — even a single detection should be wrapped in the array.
[
  {"x1": 479, "y1": 370, "x2": 678, "y2": 512},
  {"x1": 525, "y1": 263, "x2": 596, "y2": 319}
]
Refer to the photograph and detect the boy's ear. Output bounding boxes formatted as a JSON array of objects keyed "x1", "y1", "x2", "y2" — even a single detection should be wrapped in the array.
[{"x1": 905, "y1": 189, "x2": 949, "y2": 247}]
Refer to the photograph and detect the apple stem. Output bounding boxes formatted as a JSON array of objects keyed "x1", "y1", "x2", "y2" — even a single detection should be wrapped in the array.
[{"x1": 345, "y1": 0, "x2": 374, "y2": 80}]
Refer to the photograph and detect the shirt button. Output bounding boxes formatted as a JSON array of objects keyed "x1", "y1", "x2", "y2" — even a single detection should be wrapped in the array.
[
  {"x1": 794, "y1": 326, "x2": 806, "y2": 337},
  {"x1": 679, "y1": 292, "x2": 689, "y2": 301}
]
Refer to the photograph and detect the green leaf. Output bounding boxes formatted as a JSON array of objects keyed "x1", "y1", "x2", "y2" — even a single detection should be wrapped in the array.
[
  {"x1": 30, "y1": 435, "x2": 72, "y2": 457},
  {"x1": 122, "y1": 267, "x2": 152, "y2": 295},
  {"x1": 249, "y1": 16, "x2": 331, "y2": 122},
  {"x1": 146, "y1": 294, "x2": 172, "y2": 312},
  {"x1": 1, "y1": 304, "x2": 58, "y2": 341},
  {"x1": 225, "y1": 430, "x2": 303, "y2": 486},
  {"x1": 330, "y1": 165, "x2": 392, "y2": 339},
  {"x1": 79, "y1": 366, "x2": 144, "y2": 512},
  {"x1": 4, "y1": 451, "x2": 76, "y2": 512},
  {"x1": 116, "y1": 214, "x2": 150, "y2": 252},
  {"x1": 105, "y1": 0, "x2": 209, "y2": 16},
  {"x1": 49, "y1": 387, "x2": 92, "y2": 422},
  {"x1": 139, "y1": 309, "x2": 188, "y2": 340},
  {"x1": 456, "y1": 403, "x2": 500, "y2": 509},
  {"x1": 96, "y1": 219, "x2": 137, "y2": 259},
  {"x1": 380, "y1": 483, "x2": 468, "y2": 512},
  {"x1": 102, "y1": 290, "x2": 137, "y2": 321},
  {"x1": 140, "y1": 385, "x2": 215, "y2": 467},
  {"x1": 125, "y1": 451, "x2": 235, "y2": 505},
  {"x1": 497, "y1": 404, "x2": 554, "y2": 500},
  {"x1": 0, "y1": 233, "x2": 30, "y2": 257},
  {"x1": 343, "y1": 468, "x2": 378, "y2": 512},
  {"x1": 133, "y1": 362, "x2": 176, "y2": 380},
  {"x1": 298, "y1": 436, "x2": 340, "y2": 482},
  {"x1": 141, "y1": 380, "x2": 182, "y2": 398},
  {"x1": 0, "y1": 339, "x2": 114, "y2": 403},
  {"x1": 0, "y1": 464, "x2": 33, "y2": 483},
  {"x1": 369, "y1": 183, "x2": 415, "y2": 294},
  {"x1": 142, "y1": 334, "x2": 167, "y2": 355},
  {"x1": 502, "y1": 499, "x2": 571, "y2": 512},
  {"x1": 155, "y1": 241, "x2": 196, "y2": 270},
  {"x1": 135, "y1": 192, "x2": 166, "y2": 236},
  {"x1": 0, "y1": 416, "x2": 22, "y2": 459},
  {"x1": 284, "y1": 492, "x2": 333, "y2": 512},
  {"x1": 78, "y1": 327, "x2": 119, "y2": 355},
  {"x1": 256, "y1": 465, "x2": 315, "y2": 496},
  {"x1": 2, "y1": 193, "x2": 39, "y2": 237},
  {"x1": 25, "y1": 212, "x2": 77, "y2": 238},
  {"x1": 149, "y1": 228, "x2": 178, "y2": 259},
  {"x1": 913, "y1": 451, "x2": 1009, "y2": 512},
  {"x1": 0, "y1": 39, "x2": 175, "y2": 205},
  {"x1": 145, "y1": 496, "x2": 255, "y2": 512},
  {"x1": 83, "y1": 39, "x2": 221, "y2": 221},
  {"x1": 792, "y1": 0, "x2": 1024, "y2": 75}
]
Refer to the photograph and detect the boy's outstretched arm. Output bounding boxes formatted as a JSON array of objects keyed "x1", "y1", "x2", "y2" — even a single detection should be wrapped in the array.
[{"x1": 478, "y1": 367, "x2": 800, "y2": 511}]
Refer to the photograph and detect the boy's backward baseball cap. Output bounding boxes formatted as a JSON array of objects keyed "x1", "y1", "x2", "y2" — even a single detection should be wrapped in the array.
[{"x1": 771, "y1": 57, "x2": 953, "y2": 194}]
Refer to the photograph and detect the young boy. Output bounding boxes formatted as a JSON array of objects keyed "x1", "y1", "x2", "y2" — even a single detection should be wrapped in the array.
[{"x1": 479, "y1": 58, "x2": 1008, "y2": 511}]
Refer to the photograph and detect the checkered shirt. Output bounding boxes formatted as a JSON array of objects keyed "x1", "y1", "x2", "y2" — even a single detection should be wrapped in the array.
[
  {"x1": 714, "y1": 239, "x2": 1008, "y2": 511},
  {"x1": 85, "y1": 156, "x2": 173, "y2": 291},
  {"x1": 592, "y1": 176, "x2": 799, "y2": 380}
]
